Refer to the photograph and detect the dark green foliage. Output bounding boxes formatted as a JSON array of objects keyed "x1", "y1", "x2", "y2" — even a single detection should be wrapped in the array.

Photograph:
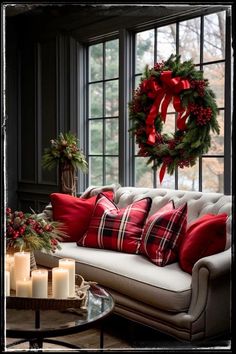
[
  {"x1": 42, "y1": 132, "x2": 88, "y2": 173},
  {"x1": 129, "y1": 54, "x2": 220, "y2": 175}
]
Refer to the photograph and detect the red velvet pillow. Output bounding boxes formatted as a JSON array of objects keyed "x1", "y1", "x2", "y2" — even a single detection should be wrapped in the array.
[
  {"x1": 140, "y1": 203, "x2": 187, "y2": 266},
  {"x1": 77, "y1": 193, "x2": 152, "y2": 254},
  {"x1": 179, "y1": 213, "x2": 228, "y2": 274},
  {"x1": 50, "y1": 191, "x2": 114, "y2": 242}
]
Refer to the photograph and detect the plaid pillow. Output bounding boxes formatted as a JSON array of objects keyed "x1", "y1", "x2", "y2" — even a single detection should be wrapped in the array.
[
  {"x1": 77, "y1": 193, "x2": 152, "y2": 254},
  {"x1": 140, "y1": 203, "x2": 187, "y2": 266}
]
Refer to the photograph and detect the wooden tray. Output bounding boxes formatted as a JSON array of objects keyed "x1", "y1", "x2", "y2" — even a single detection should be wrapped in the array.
[{"x1": 6, "y1": 274, "x2": 90, "y2": 311}]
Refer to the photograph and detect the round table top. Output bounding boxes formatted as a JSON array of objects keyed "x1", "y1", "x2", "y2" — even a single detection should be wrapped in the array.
[{"x1": 6, "y1": 286, "x2": 114, "y2": 339}]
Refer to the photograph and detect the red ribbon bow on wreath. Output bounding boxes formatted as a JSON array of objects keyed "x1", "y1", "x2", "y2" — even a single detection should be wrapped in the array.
[{"x1": 145, "y1": 71, "x2": 191, "y2": 145}]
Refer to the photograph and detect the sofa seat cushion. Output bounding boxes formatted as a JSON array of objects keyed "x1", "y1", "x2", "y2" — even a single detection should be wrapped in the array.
[{"x1": 35, "y1": 242, "x2": 192, "y2": 313}]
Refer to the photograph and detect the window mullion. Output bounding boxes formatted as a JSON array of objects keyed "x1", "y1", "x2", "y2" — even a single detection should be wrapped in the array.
[
  {"x1": 77, "y1": 42, "x2": 87, "y2": 193},
  {"x1": 175, "y1": 21, "x2": 180, "y2": 189},
  {"x1": 119, "y1": 29, "x2": 132, "y2": 186},
  {"x1": 103, "y1": 42, "x2": 106, "y2": 185}
]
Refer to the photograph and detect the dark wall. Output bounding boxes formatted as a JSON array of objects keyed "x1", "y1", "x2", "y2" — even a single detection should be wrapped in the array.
[
  {"x1": 6, "y1": 19, "x2": 18, "y2": 211},
  {"x1": 6, "y1": 17, "x2": 73, "y2": 212}
]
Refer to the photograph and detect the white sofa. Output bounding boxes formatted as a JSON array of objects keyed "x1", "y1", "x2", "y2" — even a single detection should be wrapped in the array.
[{"x1": 35, "y1": 186, "x2": 232, "y2": 342}]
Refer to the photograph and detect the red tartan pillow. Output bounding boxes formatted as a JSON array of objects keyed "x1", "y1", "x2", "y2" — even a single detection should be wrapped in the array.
[
  {"x1": 77, "y1": 193, "x2": 152, "y2": 254},
  {"x1": 179, "y1": 213, "x2": 228, "y2": 274},
  {"x1": 140, "y1": 203, "x2": 187, "y2": 266},
  {"x1": 50, "y1": 191, "x2": 114, "y2": 242}
]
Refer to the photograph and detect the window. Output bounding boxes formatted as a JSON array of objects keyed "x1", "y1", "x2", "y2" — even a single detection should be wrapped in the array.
[
  {"x1": 87, "y1": 39, "x2": 119, "y2": 185},
  {"x1": 133, "y1": 11, "x2": 229, "y2": 193},
  {"x1": 85, "y1": 9, "x2": 231, "y2": 194}
]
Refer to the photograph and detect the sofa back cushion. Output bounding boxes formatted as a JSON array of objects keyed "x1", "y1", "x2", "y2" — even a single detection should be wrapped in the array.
[
  {"x1": 50, "y1": 191, "x2": 114, "y2": 242},
  {"x1": 114, "y1": 187, "x2": 231, "y2": 224},
  {"x1": 140, "y1": 202, "x2": 187, "y2": 266},
  {"x1": 77, "y1": 193, "x2": 152, "y2": 254},
  {"x1": 179, "y1": 213, "x2": 228, "y2": 274}
]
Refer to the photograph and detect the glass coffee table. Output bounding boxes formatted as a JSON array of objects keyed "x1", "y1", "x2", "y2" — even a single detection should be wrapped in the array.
[{"x1": 6, "y1": 285, "x2": 114, "y2": 350}]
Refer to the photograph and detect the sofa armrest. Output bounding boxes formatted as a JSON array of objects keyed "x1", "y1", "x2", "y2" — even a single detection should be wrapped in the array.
[
  {"x1": 193, "y1": 248, "x2": 231, "y2": 280},
  {"x1": 186, "y1": 248, "x2": 231, "y2": 337},
  {"x1": 174, "y1": 249, "x2": 231, "y2": 338}
]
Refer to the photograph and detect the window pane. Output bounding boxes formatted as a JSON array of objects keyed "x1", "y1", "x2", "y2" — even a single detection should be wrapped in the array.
[
  {"x1": 105, "y1": 80, "x2": 119, "y2": 117},
  {"x1": 105, "y1": 39, "x2": 119, "y2": 79},
  {"x1": 203, "y1": 63, "x2": 224, "y2": 108},
  {"x1": 89, "y1": 43, "x2": 103, "y2": 82},
  {"x1": 202, "y1": 157, "x2": 224, "y2": 193},
  {"x1": 135, "y1": 29, "x2": 154, "y2": 74},
  {"x1": 204, "y1": 11, "x2": 225, "y2": 62},
  {"x1": 135, "y1": 75, "x2": 142, "y2": 89},
  {"x1": 105, "y1": 118, "x2": 119, "y2": 155},
  {"x1": 163, "y1": 113, "x2": 176, "y2": 135},
  {"x1": 157, "y1": 173, "x2": 175, "y2": 189},
  {"x1": 157, "y1": 24, "x2": 176, "y2": 62},
  {"x1": 89, "y1": 156, "x2": 103, "y2": 185},
  {"x1": 135, "y1": 157, "x2": 153, "y2": 187},
  {"x1": 89, "y1": 83, "x2": 103, "y2": 118},
  {"x1": 207, "y1": 110, "x2": 224, "y2": 155},
  {"x1": 179, "y1": 18, "x2": 200, "y2": 63},
  {"x1": 178, "y1": 161, "x2": 199, "y2": 191},
  {"x1": 105, "y1": 157, "x2": 119, "y2": 184},
  {"x1": 89, "y1": 120, "x2": 103, "y2": 155}
]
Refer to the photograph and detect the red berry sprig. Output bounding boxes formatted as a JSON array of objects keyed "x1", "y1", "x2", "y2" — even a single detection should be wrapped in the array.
[
  {"x1": 189, "y1": 103, "x2": 212, "y2": 126},
  {"x1": 154, "y1": 61, "x2": 165, "y2": 71},
  {"x1": 178, "y1": 159, "x2": 191, "y2": 168},
  {"x1": 190, "y1": 79, "x2": 207, "y2": 97}
]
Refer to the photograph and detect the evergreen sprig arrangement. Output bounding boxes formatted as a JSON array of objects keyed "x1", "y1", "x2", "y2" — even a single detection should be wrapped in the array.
[
  {"x1": 42, "y1": 132, "x2": 88, "y2": 172},
  {"x1": 129, "y1": 54, "x2": 219, "y2": 182},
  {"x1": 6, "y1": 208, "x2": 67, "y2": 253}
]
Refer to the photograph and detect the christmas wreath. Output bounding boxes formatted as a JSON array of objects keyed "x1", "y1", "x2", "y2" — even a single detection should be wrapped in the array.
[{"x1": 129, "y1": 54, "x2": 220, "y2": 183}]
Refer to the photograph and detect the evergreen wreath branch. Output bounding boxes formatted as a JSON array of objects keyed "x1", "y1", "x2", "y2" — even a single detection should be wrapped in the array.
[{"x1": 129, "y1": 54, "x2": 219, "y2": 183}]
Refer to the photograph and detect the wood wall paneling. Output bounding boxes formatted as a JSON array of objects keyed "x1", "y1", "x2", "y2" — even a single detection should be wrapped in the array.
[
  {"x1": 6, "y1": 20, "x2": 19, "y2": 210},
  {"x1": 19, "y1": 42, "x2": 36, "y2": 183},
  {"x1": 38, "y1": 38, "x2": 58, "y2": 185}
]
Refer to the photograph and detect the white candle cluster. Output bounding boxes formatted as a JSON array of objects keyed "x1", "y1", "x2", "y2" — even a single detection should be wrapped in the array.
[{"x1": 6, "y1": 253, "x2": 76, "y2": 299}]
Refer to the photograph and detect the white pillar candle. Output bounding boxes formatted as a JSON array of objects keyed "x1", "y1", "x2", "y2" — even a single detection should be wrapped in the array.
[
  {"x1": 14, "y1": 252, "x2": 30, "y2": 283},
  {"x1": 31, "y1": 269, "x2": 48, "y2": 298},
  {"x1": 6, "y1": 255, "x2": 16, "y2": 290},
  {"x1": 59, "y1": 258, "x2": 75, "y2": 297},
  {"x1": 6, "y1": 254, "x2": 14, "y2": 266},
  {"x1": 16, "y1": 278, "x2": 32, "y2": 297},
  {"x1": 5, "y1": 271, "x2": 10, "y2": 296},
  {"x1": 52, "y1": 267, "x2": 69, "y2": 299}
]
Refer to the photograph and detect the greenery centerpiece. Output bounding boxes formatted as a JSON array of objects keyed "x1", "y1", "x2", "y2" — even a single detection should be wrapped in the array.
[
  {"x1": 42, "y1": 132, "x2": 88, "y2": 196},
  {"x1": 6, "y1": 208, "x2": 66, "y2": 253},
  {"x1": 6, "y1": 208, "x2": 67, "y2": 269}
]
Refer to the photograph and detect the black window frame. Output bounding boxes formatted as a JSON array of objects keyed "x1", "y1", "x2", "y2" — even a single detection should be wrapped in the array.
[{"x1": 81, "y1": 6, "x2": 232, "y2": 195}]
